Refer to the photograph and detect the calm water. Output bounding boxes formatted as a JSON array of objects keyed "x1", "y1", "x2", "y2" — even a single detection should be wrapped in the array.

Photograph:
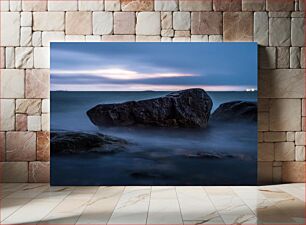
[{"x1": 51, "y1": 91, "x2": 257, "y2": 185}]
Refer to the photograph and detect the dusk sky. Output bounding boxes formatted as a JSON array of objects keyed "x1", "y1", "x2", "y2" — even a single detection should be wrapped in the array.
[{"x1": 51, "y1": 43, "x2": 257, "y2": 91}]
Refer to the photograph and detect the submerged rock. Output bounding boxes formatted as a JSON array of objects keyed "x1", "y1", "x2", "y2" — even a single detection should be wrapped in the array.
[
  {"x1": 186, "y1": 152, "x2": 252, "y2": 161},
  {"x1": 51, "y1": 131, "x2": 128, "y2": 154},
  {"x1": 87, "y1": 88, "x2": 213, "y2": 128},
  {"x1": 211, "y1": 101, "x2": 257, "y2": 122}
]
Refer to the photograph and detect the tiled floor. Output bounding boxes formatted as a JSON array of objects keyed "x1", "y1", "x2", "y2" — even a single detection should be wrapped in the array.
[{"x1": 0, "y1": 183, "x2": 305, "y2": 224}]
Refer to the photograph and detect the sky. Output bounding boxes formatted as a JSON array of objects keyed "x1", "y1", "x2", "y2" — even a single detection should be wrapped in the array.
[{"x1": 50, "y1": 42, "x2": 257, "y2": 91}]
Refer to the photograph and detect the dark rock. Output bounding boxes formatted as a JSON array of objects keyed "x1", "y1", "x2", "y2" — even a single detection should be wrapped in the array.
[
  {"x1": 51, "y1": 131, "x2": 128, "y2": 154},
  {"x1": 87, "y1": 88, "x2": 213, "y2": 128},
  {"x1": 211, "y1": 101, "x2": 257, "y2": 122}
]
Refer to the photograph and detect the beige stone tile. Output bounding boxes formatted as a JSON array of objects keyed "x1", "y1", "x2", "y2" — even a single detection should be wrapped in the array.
[
  {"x1": 22, "y1": 0, "x2": 47, "y2": 11},
  {"x1": 48, "y1": 0, "x2": 78, "y2": 11},
  {"x1": 155, "y1": 0, "x2": 178, "y2": 11},
  {"x1": 25, "y1": 69, "x2": 50, "y2": 98},
  {"x1": 1, "y1": 0, "x2": 9, "y2": 11},
  {"x1": 1, "y1": 12, "x2": 20, "y2": 46},
  {"x1": 5, "y1": 47, "x2": 14, "y2": 69},
  {"x1": 258, "y1": 162, "x2": 273, "y2": 185},
  {"x1": 269, "y1": 18, "x2": 291, "y2": 46},
  {"x1": 0, "y1": 132, "x2": 5, "y2": 161},
  {"x1": 242, "y1": 0, "x2": 265, "y2": 11},
  {"x1": 16, "y1": 114, "x2": 27, "y2": 131},
  {"x1": 258, "y1": 112, "x2": 269, "y2": 131},
  {"x1": 274, "y1": 142, "x2": 295, "y2": 161},
  {"x1": 76, "y1": 186, "x2": 124, "y2": 224},
  {"x1": 93, "y1": 12, "x2": 113, "y2": 35},
  {"x1": 37, "y1": 131, "x2": 50, "y2": 161},
  {"x1": 101, "y1": 35, "x2": 135, "y2": 42},
  {"x1": 78, "y1": 0, "x2": 104, "y2": 11},
  {"x1": 173, "y1": 36, "x2": 190, "y2": 42},
  {"x1": 282, "y1": 162, "x2": 305, "y2": 182},
  {"x1": 272, "y1": 165, "x2": 282, "y2": 184},
  {"x1": 291, "y1": 18, "x2": 304, "y2": 47},
  {"x1": 136, "y1": 12, "x2": 160, "y2": 35},
  {"x1": 16, "y1": 99, "x2": 41, "y2": 115},
  {"x1": 208, "y1": 35, "x2": 223, "y2": 42},
  {"x1": 114, "y1": 12, "x2": 135, "y2": 35},
  {"x1": 0, "y1": 69, "x2": 24, "y2": 98},
  {"x1": 32, "y1": 31, "x2": 42, "y2": 47},
  {"x1": 269, "y1": 99, "x2": 301, "y2": 131},
  {"x1": 259, "y1": 47, "x2": 276, "y2": 69},
  {"x1": 258, "y1": 69, "x2": 304, "y2": 98},
  {"x1": 176, "y1": 187, "x2": 216, "y2": 222},
  {"x1": 42, "y1": 99, "x2": 50, "y2": 113},
  {"x1": 42, "y1": 32, "x2": 65, "y2": 47},
  {"x1": 258, "y1": 98, "x2": 269, "y2": 112},
  {"x1": 21, "y1": 12, "x2": 32, "y2": 26},
  {"x1": 105, "y1": 0, "x2": 120, "y2": 11},
  {"x1": 6, "y1": 131, "x2": 36, "y2": 161},
  {"x1": 9, "y1": 1, "x2": 21, "y2": 12},
  {"x1": 34, "y1": 47, "x2": 49, "y2": 68},
  {"x1": 173, "y1": 12, "x2": 190, "y2": 31},
  {"x1": 213, "y1": 0, "x2": 242, "y2": 11},
  {"x1": 0, "y1": 47, "x2": 4, "y2": 69},
  {"x1": 301, "y1": 47, "x2": 305, "y2": 68},
  {"x1": 0, "y1": 99, "x2": 15, "y2": 131},
  {"x1": 264, "y1": 132, "x2": 286, "y2": 142},
  {"x1": 290, "y1": 47, "x2": 301, "y2": 69},
  {"x1": 41, "y1": 113, "x2": 50, "y2": 131},
  {"x1": 0, "y1": 162, "x2": 28, "y2": 182},
  {"x1": 254, "y1": 12, "x2": 268, "y2": 46},
  {"x1": 147, "y1": 187, "x2": 182, "y2": 224},
  {"x1": 191, "y1": 35, "x2": 208, "y2": 42},
  {"x1": 65, "y1": 35, "x2": 86, "y2": 42},
  {"x1": 191, "y1": 12, "x2": 222, "y2": 35},
  {"x1": 179, "y1": 0, "x2": 212, "y2": 11},
  {"x1": 258, "y1": 143, "x2": 274, "y2": 161},
  {"x1": 258, "y1": 131, "x2": 264, "y2": 142},
  {"x1": 15, "y1": 47, "x2": 33, "y2": 68},
  {"x1": 286, "y1": 132, "x2": 295, "y2": 142},
  {"x1": 161, "y1": 12, "x2": 172, "y2": 29},
  {"x1": 85, "y1": 35, "x2": 101, "y2": 42},
  {"x1": 121, "y1": 0, "x2": 154, "y2": 11},
  {"x1": 175, "y1": 30, "x2": 190, "y2": 37},
  {"x1": 268, "y1": 12, "x2": 291, "y2": 18},
  {"x1": 27, "y1": 115, "x2": 41, "y2": 131},
  {"x1": 0, "y1": 197, "x2": 32, "y2": 221},
  {"x1": 295, "y1": 146, "x2": 305, "y2": 161},
  {"x1": 136, "y1": 36, "x2": 161, "y2": 42},
  {"x1": 29, "y1": 161, "x2": 50, "y2": 183},
  {"x1": 266, "y1": 0, "x2": 294, "y2": 11},
  {"x1": 161, "y1": 37, "x2": 172, "y2": 42},
  {"x1": 295, "y1": 132, "x2": 305, "y2": 145},
  {"x1": 276, "y1": 47, "x2": 290, "y2": 69},
  {"x1": 33, "y1": 12, "x2": 65, "y2": 31},
  {"x1": 66, "y1": 12, "x2": 92, "y2": 35},
  {"x1": 223, "y1": 12, "x2": 253, "y2": 42},
  {"x1": 20, "y1": 27, "x2": 32, "y2": 47},
  {"x1": 161, "y1": 29, "x2": 174, "y2": 37},
  {"x1": 109, "y1": 186, "x2": 151, "y2": 224}
]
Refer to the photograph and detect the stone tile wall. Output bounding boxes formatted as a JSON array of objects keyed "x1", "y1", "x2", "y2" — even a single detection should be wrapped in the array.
[{"x1": 0, "y1": 0, "x2": 305, "y2": 184}]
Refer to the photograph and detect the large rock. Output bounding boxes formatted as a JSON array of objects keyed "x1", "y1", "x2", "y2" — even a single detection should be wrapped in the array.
[
  {"x1": 211, "y1": 101, "x2": 257, "y2": 122},
  {"x1": 87, "y1": 88, "x2": 213, "y2": 128},
  {"x1": 51, "y1": 131, "x2": 128, "y2": 154}
]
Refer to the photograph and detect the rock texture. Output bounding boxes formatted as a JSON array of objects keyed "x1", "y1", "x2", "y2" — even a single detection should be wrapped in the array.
[
  {"x1": 211, "y1": 101, "x2": 257, "y2": 122},
  {"x1": 87, "y1": 89, "x2": 213, "y2": 128},
  {"x1": 51, "y1": 131, "x2": 127, "y2": 154}
]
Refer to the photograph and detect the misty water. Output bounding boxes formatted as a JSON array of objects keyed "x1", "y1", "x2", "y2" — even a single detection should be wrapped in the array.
[{"x1": 51, "y1": 91, "x2": 257, "y2": 185}]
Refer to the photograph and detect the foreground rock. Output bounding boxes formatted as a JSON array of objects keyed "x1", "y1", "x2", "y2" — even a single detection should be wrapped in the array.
[
  {"x1": 51, "y1": 131, "x2": 128, "y2": 154},
  {"x1": 87, "y1": 89, "x2": 213, "y2": 128},
  {"x1": 211, "y1": 101, "x2": 257, "y2": 122}
]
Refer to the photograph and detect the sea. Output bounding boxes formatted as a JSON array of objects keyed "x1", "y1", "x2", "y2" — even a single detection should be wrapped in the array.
[{"x1": 51, "y1": 91, "x2": 258, "y2": 186}]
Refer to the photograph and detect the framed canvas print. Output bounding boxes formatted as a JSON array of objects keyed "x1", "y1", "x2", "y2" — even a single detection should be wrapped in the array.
[{"x1": 50, "y1": 43, "x2": 258, "y2": 186}]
